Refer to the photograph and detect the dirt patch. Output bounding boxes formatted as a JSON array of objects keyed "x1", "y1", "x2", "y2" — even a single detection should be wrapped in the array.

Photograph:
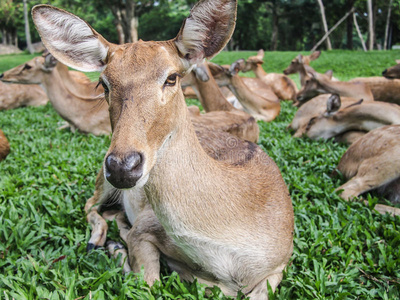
[{"x1": 0, "y1": 45, "x2": 22, "y2": 55}]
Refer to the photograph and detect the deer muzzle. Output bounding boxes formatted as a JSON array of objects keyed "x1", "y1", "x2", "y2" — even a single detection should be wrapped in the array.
[{"x1": 104, "y1": 151, "x2": 144, "y2": 189}]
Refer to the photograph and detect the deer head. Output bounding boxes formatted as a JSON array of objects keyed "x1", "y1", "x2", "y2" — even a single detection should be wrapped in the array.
[
  {"x1": 296, "y1": 66, "x2": 334, "y2": 102},
  {"x1": 283, "y1": 51, "x2": 321, "y2": 75},
  {"x1": 0, "y1": 53, "x2": 58, "y2": 84},
  {"x1": 33, "y1": 0, "x2": 237, "y2": 189},
  {"x1": 382, "y1": 60, "x2": 400, "y2": 79}
]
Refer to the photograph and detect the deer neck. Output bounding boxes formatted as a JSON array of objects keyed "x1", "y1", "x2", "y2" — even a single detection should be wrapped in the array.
[
  {"x1": 298, "y1": 65, "x2": 308, "y2": 86},
  {"x1": 41, "y1": 66, "x2": 97, "y2": 124},
  {"x1": 252, "y1": 63, "x2": 268, "y2": 79},
  {"x1": 320, "y1": 80, "x2": 374, "y2": 102},
  {"x1": 193, "y1": 75, "x2": 234, "y2": 112}
]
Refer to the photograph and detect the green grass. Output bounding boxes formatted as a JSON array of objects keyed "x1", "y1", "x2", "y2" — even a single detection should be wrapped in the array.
[{"x1": 0, "y1": 50, "x2": 399, "y2": 299}]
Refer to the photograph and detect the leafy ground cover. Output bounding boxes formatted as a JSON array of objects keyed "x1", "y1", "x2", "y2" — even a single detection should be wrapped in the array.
[{"x1": 0, "y1": 50, "x2": 399, "y2": 299}]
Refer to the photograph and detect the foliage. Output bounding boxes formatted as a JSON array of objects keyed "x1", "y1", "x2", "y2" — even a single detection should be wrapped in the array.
[{"x1": 0, "y1": 50, "x2": 400, "y2": 299}]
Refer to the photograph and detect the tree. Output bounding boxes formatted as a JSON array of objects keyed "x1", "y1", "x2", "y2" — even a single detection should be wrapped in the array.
[
  {"x1": 23, "y1": 0, "x2": 34, "y2": 53},
  {"x1": 316, "y1": 0, "x2": 332, "y2": 50},
  {"x1": 367, "y1": 0, "x2": 374, "y2": 50}
]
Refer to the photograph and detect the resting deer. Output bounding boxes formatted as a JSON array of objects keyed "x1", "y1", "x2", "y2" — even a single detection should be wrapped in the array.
[
  {"x1": 241, "y1": 49, "x2": 298, "y2": 101},
  {"x1": 348, "y1": 76, "x2": 400, "y2": 105},
  {"x1": 0, "y1": 54, "x2": 111, "y2": 136},
  {"x1": 33, "y1": 1, "x2": 294, "y2": 299},
  {"x1": 336, "y1": 125, "x2": 400, "y2": 216},
  {"x1": 303, "y1": 94, "x2": 400, "y2": 142},
  {"x1": 0, "y1": 129, "x2": 10, "y2": 161},
  {"x1": 283, "y1": 51, "x2": 321, "y2": 86},
  {"x1": 209, "y1": 60, "x2": 281, "y2": 122},
  {"x1": 296, "y1": 66, "x2": 374, "y2": 104},
  {"x1": 382, "y1": 60, "x2": 400, "y2": 79},
  {"x1": 0, "y1": 81, "x2": 48, "y2": 110}
]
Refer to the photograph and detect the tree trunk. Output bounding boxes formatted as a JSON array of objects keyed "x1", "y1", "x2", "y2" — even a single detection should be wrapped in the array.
[
  {"x1": 270, "y1": 2, "x2": 279, "y2": 51},
  {"x1": 23, "y1": 0, "x2": 34, "y2": 54},
  {"x1": 353, "y1": 13, "x2": 367, "y2": 51},
  {"x1": 367, "y1": 0, "x2": 374, "y2": 50},
  {"x1": 109, "y1": 0, "x2": 138, "y2": 44},
  {"x1": 316, "y1": 0, "x2": 332, "y2": 50},
  {"x1": 383, "y1": 0, "x2": 393, "y2": 50},
  {"x1": 346, "y1": 0, "x2": 355, "y2": 49}
]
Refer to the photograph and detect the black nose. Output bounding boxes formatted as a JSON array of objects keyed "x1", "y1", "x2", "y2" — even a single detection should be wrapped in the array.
[
  {"x1": 0, "y1": 73, "x2": 4, "y2": 79},
  {"x1": 105, "y1": 152, "x2": 144, "y2": 189},
  {"x1": 382, "y1": 69, "x2": 387, "y2": 76}
]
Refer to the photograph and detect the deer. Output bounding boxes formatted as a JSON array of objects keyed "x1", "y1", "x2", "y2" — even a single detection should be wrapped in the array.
[
  {"x1": 303, "y1": 94, "x2": 400, "y2": 143},
  {"x1": 208, "y1": 60, "x2": 281, "y2": 122},
  {"x1": 33, "y1": 1, "x2": 294, "y2": 299},
  {"x1": 0, "y1": 53, "x2": 111, "y2": 136},
  {"x1": 336, "y1": 125, "x2": 400, "y2": 216},
  {"x1": 296, "y1": 66, "x2": 375, "y2": 105},
  {"x1": 348, "y1": 76, "x2": 400, "y2": 105},
  {"x1": 240, "y1": 49, "x2": 298, "y2": 101},
  {"x1": 0, "y1": 81, "x2": 48, "y2": 110},
  {"x1": 382, "y1": 60, "x2": 400, "y2": 79},
  {"x1": 0, "y1": 129, "x2": 10, "y2": 161},
  {"x1": 283, "y1": 51, "x2": 321, "y2": 86}
]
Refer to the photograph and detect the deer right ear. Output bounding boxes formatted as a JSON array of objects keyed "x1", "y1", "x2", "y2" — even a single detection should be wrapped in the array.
[
  {"x1": 175, "y1": 0, "x2": 237, "y2": 67},
  {"x1": 310, "y1": 51, "x2": 321, "y2": 61},
  {"x1": 325, "y1": 94, "x2": 341, "y2": 116},
  {"x1": 32, "y1": 5, "x2": 111, "y2": 72}
]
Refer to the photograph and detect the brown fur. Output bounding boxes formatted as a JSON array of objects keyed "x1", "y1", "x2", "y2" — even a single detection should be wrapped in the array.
[
  {"x1": 283, "y1": 52, "x2": 321, "y2": 86},
  {"x1": 336, "y1": 125, "x2": 400, "y2": 216},
  {"x1": 0, "y1": 81, "x2": 48, "y2": 110},
  {"x1": 0, "y1": 129, "x2": 10, "y2": 161},
  {"x1": 241, "y1": 49, "x2": 298, "y2": 101},
  {"x1": 383, "y1": 61, "x2": 400, "y2": 79},
  {"x1": 33, "y1": 1, "x2": 294, "y2": 298},
  {"x1": 296, "y1": 66, "x2": 374, "y2": 104},
  {"x1": 349, "y1": 77, "x2": 400, "y2": 104},
  {"x1": 209, "y1": 61, "x2": 281, "y2": 122}
]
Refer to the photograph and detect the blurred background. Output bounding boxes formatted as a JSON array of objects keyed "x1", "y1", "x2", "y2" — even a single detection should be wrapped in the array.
[{"x1": 1, "y1": 0, "x2": 399, "y2": 54}]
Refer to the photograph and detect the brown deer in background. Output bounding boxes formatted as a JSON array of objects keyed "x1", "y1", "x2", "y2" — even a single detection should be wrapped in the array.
[
  {"x1": 0, "y1": 129, "x2": 10, "y2": 161},
  {"x1": 33, "y1": 1, "x2": 294, "y2": 299},
  {"x1": 336, "y1": 125, "x2": 400, "y2": 216},
  {"x1": 241, "y1": 49, "x2": 298, "y2": 101},
  {"x1": 283, "y1": 51, "x2": 321, "y2": 86},
  {"x1": 382, "y1": 60, "x2": 400, "y2": 79},
  {"x1": 0, "y1": 81, "x2": 48, "y2": 110}
]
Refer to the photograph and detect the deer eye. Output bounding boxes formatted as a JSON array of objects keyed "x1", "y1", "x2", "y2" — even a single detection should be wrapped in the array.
[
  {"x1": 164, "y1": 73, "x2": 180, "y2": 87},
  {"x1": 22, "y1": 64, "x2": 32, "y2": 71},
  {"x1": 99, "y1": 79, "x2": 109, "y2": 94}
]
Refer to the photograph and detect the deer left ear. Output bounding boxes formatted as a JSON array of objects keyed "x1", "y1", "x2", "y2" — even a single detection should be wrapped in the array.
[
  {"x1": 325, "y1": 93, "x2": 341, "y2": 116},
  {"x1": 175, "y1": 0, "x2": 237, "y2": 67}
]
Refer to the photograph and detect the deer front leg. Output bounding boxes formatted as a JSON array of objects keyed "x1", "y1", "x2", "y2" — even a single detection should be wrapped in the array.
[{"x1": 85, "y1": 195, "x2": 108, "y2": 250}]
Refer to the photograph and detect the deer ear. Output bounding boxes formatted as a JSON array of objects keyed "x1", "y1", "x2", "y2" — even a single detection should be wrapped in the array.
[
  {"x1": 325, "y1": 70, "x2": 333, "y2": 79},
  {"x1": 310, "y1": 51, "x2": 321, "y2": 61},
  {"x1": 229, "y1": 59, "x2": 245, "y2": 76},
  {"x1": 325, "y1": 94, "x2": 341, "y2": 116},
  {"x1": 175, "y1": 0, "x2": 237, "y2": 66},
  {"x1": 257, "y1": 49, "x2": 265, "y2": 59},
  {"x1": 32, "y1": 5, "x2": 111, "y2": 72},
  {"x1": 193, "y1": 64, "x2": 210, "y2": 82}
]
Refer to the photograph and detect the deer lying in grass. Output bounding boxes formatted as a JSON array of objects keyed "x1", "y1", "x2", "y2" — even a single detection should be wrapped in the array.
[
  {"x1": 348, "y1": 76, "x2": 400, "y2": 105},
  {"x1": 283, "y1": 51, "x2": 321, "y2": 86},
  {"x1": 336, "y1": 125, "x2": 400, "y2": 216},
  {"x1": 382, "y1": 60, "x2": 400, "y2": 79},
  {"x1": 33, "y1": 1, "x2": 294, "y2": 298},
  {"x1": 241, "y1": 49, "x2": 298, "y2": 101},
  {"x1": 0, "y1": 129, "x2": 10, "y2": 161},
  {"x1": 209, "y1": 60, "x2": 281, "y2": 122},
  {"x1": 303, "y1": 94, "x2": 400, "y2": 143},
  {"x1": 0, "y1": 54, "x2": 111, "y2": 135},
  {"x1": 296, "y1": 66, "x2": 374, "y2": 104},
  {"x1": 0, "y1": 81, "x2": 48, "y2": 110}
]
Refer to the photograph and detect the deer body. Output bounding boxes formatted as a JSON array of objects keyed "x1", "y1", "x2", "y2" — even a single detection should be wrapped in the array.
[
  {"x1": 33, "y1": 1, "x2": 294, "y2": 299},
  {"x1": 349, "y1": 77, "x2": 400, "y2": 104},
  {"x1": 1, "y1": 56, "x2": 111, "y2": 136},
  {"x1": 304, "y1": 98, "x2": 400, "y2": 141},
  {"x1": 337, "y1": 125, "x2": 400, "y2": 206},
  {"x1": 0, "y1": 129, "x2": 10, "y2": 161},
  {"x1": 242, "y1": 50, "x2": 298, "y2": 101},
  {"x1": 296, "y1": 67, "x2": 374, "y2": 104},
  {"x1": 0, "y1": 81, "x2": 48, "y2": 110}
]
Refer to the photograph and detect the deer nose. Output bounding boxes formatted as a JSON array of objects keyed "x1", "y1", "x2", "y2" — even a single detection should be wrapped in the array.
[
  {"x1": 382, "y1": 69, "x2": 387, "y2": 76},
  {"x1": 0, "y1": 73, "x2": 4, "y2": 79},
  {"x1": 104, "y1": 152, "x2": 144, "y2": 189}
]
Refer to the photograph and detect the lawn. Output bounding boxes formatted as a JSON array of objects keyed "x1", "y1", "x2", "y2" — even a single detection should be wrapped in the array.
[{"x1": 0, "y1": 49, "x2": 399, "y2": 299}]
